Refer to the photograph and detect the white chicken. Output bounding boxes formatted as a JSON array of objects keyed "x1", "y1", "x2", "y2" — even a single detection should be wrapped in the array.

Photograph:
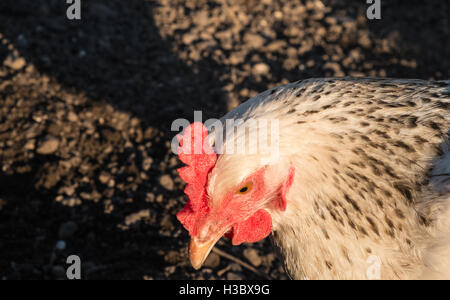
[{"x1": 176, "y1": 77, "x2": 449, "y2": 279}]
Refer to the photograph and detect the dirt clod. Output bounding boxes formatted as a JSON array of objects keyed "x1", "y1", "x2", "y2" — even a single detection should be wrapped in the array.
[
  {"x1": 243, "y1": 248, "x2": 262, "y2": 267},
  {"x1": 36, "y1": 136, "x2": 59, "y2": 155}
]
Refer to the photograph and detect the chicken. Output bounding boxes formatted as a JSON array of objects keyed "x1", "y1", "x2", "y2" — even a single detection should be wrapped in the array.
[{"x1": 176, "y1": 77, "x2": 450, "y2": 279}]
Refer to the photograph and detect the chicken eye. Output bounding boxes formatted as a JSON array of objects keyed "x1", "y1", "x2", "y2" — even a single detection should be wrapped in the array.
[{"x1": 237, "y1": 182, "x2": 253, "y2": 194}]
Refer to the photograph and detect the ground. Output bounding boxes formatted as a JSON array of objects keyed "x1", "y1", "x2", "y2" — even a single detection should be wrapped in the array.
[{"x1": 0, "y1": 0, "x2": 448, "y2": 279}]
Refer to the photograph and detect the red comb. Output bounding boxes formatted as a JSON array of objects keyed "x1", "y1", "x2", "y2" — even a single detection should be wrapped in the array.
[{"x1": 176, "y1": 122, "x2": 217, "y2": 236}]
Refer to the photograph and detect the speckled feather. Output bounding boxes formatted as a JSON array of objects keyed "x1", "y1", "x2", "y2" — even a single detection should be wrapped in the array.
[{"x1": 209, "y1": 77, "x2": 449, "y2": 279}]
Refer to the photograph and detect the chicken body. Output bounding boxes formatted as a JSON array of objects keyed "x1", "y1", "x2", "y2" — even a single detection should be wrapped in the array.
[{"x1": 211, "y1": 78, "x2": 450, "y2": 279}]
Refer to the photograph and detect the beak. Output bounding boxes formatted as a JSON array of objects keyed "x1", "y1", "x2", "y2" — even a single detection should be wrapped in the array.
[{"x1": 189, "y1": 238, "x2": 219, "y2": 270}]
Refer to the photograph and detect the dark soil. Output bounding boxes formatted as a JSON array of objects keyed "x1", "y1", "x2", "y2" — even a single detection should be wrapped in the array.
[{"x1": 0, "y1": 0, "x2": 448, "y2": 279}]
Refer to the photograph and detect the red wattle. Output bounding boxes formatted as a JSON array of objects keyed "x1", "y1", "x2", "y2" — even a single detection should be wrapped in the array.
[{"x1": 230, "y1": 210, "x2": 273, "y2": 246}]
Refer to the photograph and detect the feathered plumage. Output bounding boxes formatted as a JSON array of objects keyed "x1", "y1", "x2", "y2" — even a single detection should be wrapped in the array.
[{"x1": 179, "y1": 77, "x2": 450, "y2": 279}]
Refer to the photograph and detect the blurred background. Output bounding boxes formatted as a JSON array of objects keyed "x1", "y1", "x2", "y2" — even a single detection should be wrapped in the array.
[{"x1": 0, "y1": 0, "x2": 448, "y2": 279}]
